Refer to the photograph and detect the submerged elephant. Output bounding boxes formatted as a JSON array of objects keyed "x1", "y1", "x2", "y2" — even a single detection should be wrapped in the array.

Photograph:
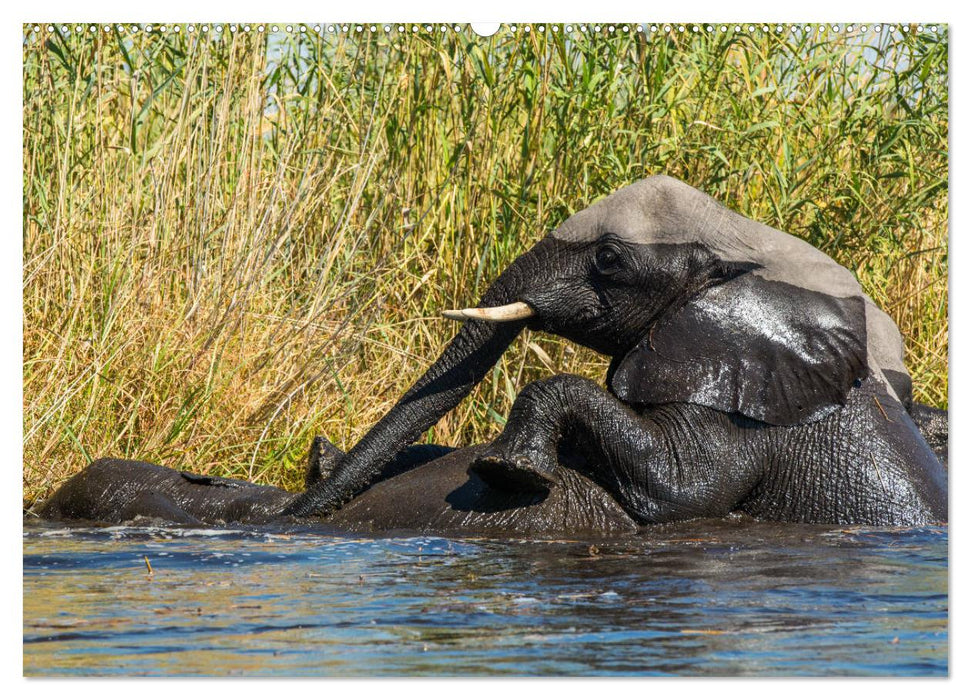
[
  {"x1": 36, "y1": 442, "x2": 639, "y2": 535},
  {"x1": 282, "y1": 175, "x2": 947, "y2": 526},
  {"x1": 38, "y1": 175, "x2": 947, "y2": 531}
]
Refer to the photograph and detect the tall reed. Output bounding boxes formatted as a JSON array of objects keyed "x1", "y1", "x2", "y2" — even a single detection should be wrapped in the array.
[{"x1": 23, "y1": 23, "x2": 948, "y2": 504}]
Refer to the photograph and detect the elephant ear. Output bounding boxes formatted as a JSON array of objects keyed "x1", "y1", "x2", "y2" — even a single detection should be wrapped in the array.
[{"x1": 609, "y1": 273, "x2": 869, "y2": 425}]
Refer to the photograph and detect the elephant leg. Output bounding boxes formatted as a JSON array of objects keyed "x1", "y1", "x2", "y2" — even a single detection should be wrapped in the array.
[{"x1": 471, "y1": 374, "x2": 757, "y2": 523}]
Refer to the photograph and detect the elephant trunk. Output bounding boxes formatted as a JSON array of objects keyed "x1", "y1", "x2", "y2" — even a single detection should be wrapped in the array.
[{"x1": 282, "y1": 280, "x2": 527, "y2": 518}]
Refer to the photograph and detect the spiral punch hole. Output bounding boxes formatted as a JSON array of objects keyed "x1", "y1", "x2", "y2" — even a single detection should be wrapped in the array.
[{"x1": 471, "y1": 23, "x2": 500, "y2": 37}]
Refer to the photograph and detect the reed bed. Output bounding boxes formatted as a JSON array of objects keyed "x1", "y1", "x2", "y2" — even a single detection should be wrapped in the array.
[{"x1": 22, "y1": 23, "x2": 948, "y2": 505}]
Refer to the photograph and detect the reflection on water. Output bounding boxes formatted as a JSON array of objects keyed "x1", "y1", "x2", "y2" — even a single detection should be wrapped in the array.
[{"x1": 23, "y1": 518, "x2": 947, "y2": 676}]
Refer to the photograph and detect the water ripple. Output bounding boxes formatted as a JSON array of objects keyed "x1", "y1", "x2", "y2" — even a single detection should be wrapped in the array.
[{"x1": 23, "y1": 519, "x2": 947, "y2": 676}]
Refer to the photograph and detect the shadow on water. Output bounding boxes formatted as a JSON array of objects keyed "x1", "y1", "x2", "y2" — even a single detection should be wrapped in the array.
[{"x1": 23, "y1": 517, "x2": 947, "y2": 676}]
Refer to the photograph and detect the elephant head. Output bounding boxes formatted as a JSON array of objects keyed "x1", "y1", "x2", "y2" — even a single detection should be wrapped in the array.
[{"x1": 283, "y1": 175, "x2": 908, "y2": 517}]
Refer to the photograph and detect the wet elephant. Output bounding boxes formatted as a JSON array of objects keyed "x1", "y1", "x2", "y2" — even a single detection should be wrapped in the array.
[
  {"x1": 38, "y1": 176, "x2": 948, "y2": 530},
  {"x1": 35, "y1": 443, "x2": 638, "y2": 536},
  {"x1": 282, "y1": 175, "x2": 947, "y2": 526}
]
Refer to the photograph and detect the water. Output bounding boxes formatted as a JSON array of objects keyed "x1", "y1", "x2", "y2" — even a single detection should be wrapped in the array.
[{"x1": 23, "y1": 519, "x2": 948, "y2": 676}]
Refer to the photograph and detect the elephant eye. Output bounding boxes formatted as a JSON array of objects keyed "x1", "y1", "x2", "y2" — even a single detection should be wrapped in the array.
[{"x1": 595, "y1": 243, "x2": 623, "y2": 275}]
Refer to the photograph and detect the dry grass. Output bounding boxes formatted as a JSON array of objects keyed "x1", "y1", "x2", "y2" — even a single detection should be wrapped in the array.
[{"x1": 22, "y1": 23, "x2": 948, "y2": 506}]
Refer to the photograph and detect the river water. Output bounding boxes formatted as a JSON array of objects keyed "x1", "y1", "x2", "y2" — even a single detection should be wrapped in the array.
[{"x1": 23, "y1": 518, "x2": 947, "y2": 676}]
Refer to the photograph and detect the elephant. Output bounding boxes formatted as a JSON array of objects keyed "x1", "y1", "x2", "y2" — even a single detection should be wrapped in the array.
[
  {"x1": 36, "y1": 175, "x2": 947, "y2": 532},
  {"x1": 278, "y1": 175, "x2": 947, "y2": 527},
  {"x1": 35, "y1": 441, "x2": 639, "y2": 535}
]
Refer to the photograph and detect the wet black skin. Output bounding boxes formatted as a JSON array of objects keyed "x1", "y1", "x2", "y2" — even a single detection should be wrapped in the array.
[
  {"x1": 35, "y1": 444, "x2": 638, "y2": 535},
  {"x1": 472, "y1": 373, "x2": 945, "y2": 526},
  {"x1": 35, "y1": 390, "x2": 946, "y2": 531},
  {"x1": 34, "y1": 395, "x2": 947, "y2": 532}
]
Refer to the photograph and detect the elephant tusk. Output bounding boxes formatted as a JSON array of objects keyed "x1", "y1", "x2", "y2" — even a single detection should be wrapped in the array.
[{"x1": 442, "y1": 301, "x2": 535, "y2": 322}]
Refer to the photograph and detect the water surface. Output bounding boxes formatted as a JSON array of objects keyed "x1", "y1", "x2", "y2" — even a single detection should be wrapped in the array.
[{"x1": 23, "y1": 518, "x2": 948, "y2": 676}]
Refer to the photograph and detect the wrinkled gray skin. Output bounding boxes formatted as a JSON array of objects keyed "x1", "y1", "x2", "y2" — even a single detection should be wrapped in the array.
[{"x1": 38, "y1": 176, "x2": 948, "y2": 532}]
